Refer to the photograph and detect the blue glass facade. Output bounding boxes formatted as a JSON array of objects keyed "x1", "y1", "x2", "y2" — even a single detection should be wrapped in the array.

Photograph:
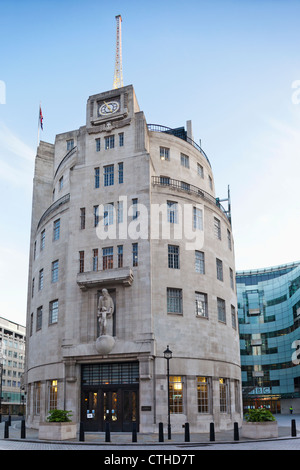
[{"x1": 237, "y1": 261, "x2": 300, "y2": 413}]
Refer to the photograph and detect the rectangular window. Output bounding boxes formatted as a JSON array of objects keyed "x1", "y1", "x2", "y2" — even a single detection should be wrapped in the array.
[
  {"x1": 104, "y1": 203, "x2": 114, "y2": 226},
  {"x1": 94, "y1": 205, "x2": 99, "y2": 227},
  {"x1": 168, "y1": 245, "x2": 180, "y2": 269},
  {"x1": 103, "y1": 247, "x2": 113, "y2": 270},
  {"x1": 230, "y1": 268, "x2": 234, "y2": 289},
  {"x1": 40, "y1": 229, "x2": 45, "y2": 251},
  {"x1": 36, "y1": 306, "x2": 43, "y2": 331},
  {"x1": 118, "y1": 245, "x2": 123, "y2": 268},
  {"x1": 95, "y1": 138, "x2": 101, "y2": 152},
  {"x1": 160, "y1": 146, "x2": 170, "y2": 160},
  {"x1": 197, "y1": 377, "x2": 211, "y2": 413},
  {"x1": 34, "y1": 382, "x2": 41, "y2": 415},
  {"x1": 59, "y1": 176, "x2": 63, "y2": 191},
  {"x1": 67, "y1": 139, "x2": 74, "y2": 151},
  {"x1": 79, "y1": 251, "x2": 84, "y2": 273},
  {"x1": 216, "y1": 258, "x2": 223, "y2": 281},
  {"x1": 49, "y1": 300, "x2": 58, "y2": 324},
  {"x1": 193, "y1": 207, "x2": 203, "y2": 230},
  {"x1": 197, "y1": 163, "x2": 204, "y2": 178},
  {"x1": 38, "y1": 269, "x2": 44, "y2": 291},
  {"x1": 105, "y1": 135, "x2": 115, "y2": 150},
  {"x1": 195, "y1": 251, "x2": 205, "y2": 273},
  {"x1": 231, "y1": 305, "x2": 236, "y2": 329},
  {"x1": 93, "y1": 249, "x2": 98, "y2": 271},
  {"x1": 214, "y1": 217, "x2": 221, "y2": 240},
  {"x1": 94, "y1": 167, "x2": 100, "y2": 188},
  {"x1": 118, "y1": 162, "x2": 123, "y2": 183},
  {"x1": 119, "y1": 132, "x2": 124, "y2": 147},
  {"x1": 167, "y1": 201, "x2": 178, "y2": 224},
  {"x1": 169, "y1": 376, "x2": 183, "y2": 413},
  {"x1": 117, "y1": 200, "x2": 123, "y2": 223},
  {"x1": 132, "y1": 198, "x2": 138, "y2": 220},
  {"x1": 180, "y1": 153, "x2": 189, "y2": 168},
  {"x1": 51, "y1": 260, "x2": 59, "y2": 283},
  {"x1": 167, "y1": 288, "x2": 182, "y2": 314},
  {"x1": 217, "y1": 298, "x2": 226, "y2": 323},
  {"x1": 53, "y1": 219, "x2": 60, "y2": 241},
  {"x1": 227, "y1": 229, "x2": 232, "y2": 250},
  {"x1": 49, "y1": 380, "x2": 58, "y2": 411},
  {"x1": 219, "y1": 378, "x2": 228, "y2": 413},
  {"x1": 181, "y1": 181, "x2": 190, "y2": 191},
  {"x1": 104, "y1": 164, "x2": 114, "y2": 186},
  {"x1": 31, "y1": 278, "x2": 35, "y2": 298},
  {"x1": 195, "y1": 292, "x2": 208, "y2": 318},
  {"x1": 80, "y1": 208, "x2": 86, "y2": 229},
  {"x1": 209, "y1": 175, "x2": 213, "y2": 189},
  {"x1": 132, "y1": 243, "x2": 138, "y2": 267}
]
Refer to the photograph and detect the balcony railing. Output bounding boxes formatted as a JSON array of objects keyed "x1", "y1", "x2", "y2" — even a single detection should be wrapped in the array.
[
  {"x1": 147, "y1": 124, "x2": 211, "y2": 168},
  {"x1": 152, "y1": 176, "x2": 231, "y2": 223}
]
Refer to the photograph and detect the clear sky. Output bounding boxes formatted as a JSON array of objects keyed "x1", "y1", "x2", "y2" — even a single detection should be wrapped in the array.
[{"x1": 1, "y1": 0, "x2": 300, "y2": 325}]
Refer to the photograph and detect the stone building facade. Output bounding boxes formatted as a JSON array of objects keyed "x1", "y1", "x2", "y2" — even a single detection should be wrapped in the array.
[{"x1": 25, "y1": 85, "x2": 241, "y2": 433}]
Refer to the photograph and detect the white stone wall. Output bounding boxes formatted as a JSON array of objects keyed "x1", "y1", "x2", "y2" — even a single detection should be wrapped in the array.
[{"x1": 25, "y1": 85, "x2": 241, "y2": 432}]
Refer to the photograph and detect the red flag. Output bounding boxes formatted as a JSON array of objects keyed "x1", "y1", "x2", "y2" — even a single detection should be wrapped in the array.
[{"x1": 39, "y1": 105, "x2": 43, "y2": 130}]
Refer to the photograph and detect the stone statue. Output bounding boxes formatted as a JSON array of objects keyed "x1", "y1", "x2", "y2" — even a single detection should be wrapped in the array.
[{"x1": 97, "y1": 289, "x2": 114, "y2": 336}]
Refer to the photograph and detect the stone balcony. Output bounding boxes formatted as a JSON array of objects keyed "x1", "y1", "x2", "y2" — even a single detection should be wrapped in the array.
[{"x1": 77, "y1": 266, "x2": 134, "y2": 290}]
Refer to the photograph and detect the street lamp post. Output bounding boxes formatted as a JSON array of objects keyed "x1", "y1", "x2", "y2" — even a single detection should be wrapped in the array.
[{"x1": 164, "y1": 345, "x2": 172, "y2": 440}]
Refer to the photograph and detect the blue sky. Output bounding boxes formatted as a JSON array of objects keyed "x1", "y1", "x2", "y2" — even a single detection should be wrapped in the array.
[{"x1": 1, "y1": 0, "x2": 300, "y2": 324}]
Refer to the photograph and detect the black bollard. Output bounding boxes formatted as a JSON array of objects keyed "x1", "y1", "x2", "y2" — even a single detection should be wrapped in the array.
[
  {"x1": 0, "y1": 413, "x2": 2, "y2": 423},
  {"x1": 184, "y1": 422, "x2": 190, "y2": 442},
  {"x1": 4, "y1": 420, "x2": 9, "y2": 438},
  {"x1": 132, "y1": 422, "x2": 137, "y2": 442},
  {"x1": 79, "y1": 422, "x2": 85, "y2": 442},
  {"x1": 105, "y1": 421, "x2": 111, "y2": 442},
  {"x1": 234, "y1": 422, "x2": 239, "y2": 441},
  {"x1": 291, "y1": 419, "x2": 297, "y2": 437},
  {"x1": 209, "y1": 422, "x2": 215, "y2": 441},
  {"x1": 21, "y1": 418, "x2": 26, "y2": 439},
  {"x1": 8, "y1": 414, "x2": 11, "y2": 426},
  {"x1": 158, "y1": 422, "x2": 164, "y2": 442}
]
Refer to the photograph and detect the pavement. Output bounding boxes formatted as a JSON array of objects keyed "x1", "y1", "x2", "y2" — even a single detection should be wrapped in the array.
[{"x1": 1, "y1": 414, "x2": 300, "y2": 451}]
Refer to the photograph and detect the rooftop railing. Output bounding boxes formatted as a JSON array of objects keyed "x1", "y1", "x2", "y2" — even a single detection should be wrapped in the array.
[{"x1": 147, "y1": 124, "x2": 211, "y2": 168}]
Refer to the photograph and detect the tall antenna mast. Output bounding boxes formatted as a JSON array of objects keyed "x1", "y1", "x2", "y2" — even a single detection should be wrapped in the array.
[{"x1": 113, "y1": 15, "x2": 123, "y2": 89}]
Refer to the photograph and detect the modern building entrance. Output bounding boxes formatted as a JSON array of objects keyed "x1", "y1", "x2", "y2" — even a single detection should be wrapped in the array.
[{"x1": 81, "y1": 362, "x2": 139, "y2": 432}]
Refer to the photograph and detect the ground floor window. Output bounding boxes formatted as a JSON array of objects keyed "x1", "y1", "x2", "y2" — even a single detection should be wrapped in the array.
[
  {"x1": 197, "y1": 376, "x2": 211, "y2": 413},
  {"x1": 169, "y1": 376, "x2": 184, "y2": 413},
  {"x1": 48, "y1": 379, "x2": 58, "y2": 411}
]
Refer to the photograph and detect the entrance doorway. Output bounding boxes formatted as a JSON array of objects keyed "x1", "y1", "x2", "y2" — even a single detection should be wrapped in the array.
[
  {"x1": 81, "y1": 386, "x2": 139, "y2": 432},
  {"x1": 81, "y1": 362, "x2": 140, "y2": 432}
]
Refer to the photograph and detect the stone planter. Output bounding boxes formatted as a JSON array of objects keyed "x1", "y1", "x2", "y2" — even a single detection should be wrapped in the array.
[
  {"x1": 38, "y1": 422, "x2": 77, "y2": 441},
  {"x1": 241, "y1": 421, "x2": 278, "y2": 439}
]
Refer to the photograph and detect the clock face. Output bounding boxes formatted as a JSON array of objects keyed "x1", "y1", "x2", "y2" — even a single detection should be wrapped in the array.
[{"x1": 98, "y1": 100, "x2": 120, "y2": 116}]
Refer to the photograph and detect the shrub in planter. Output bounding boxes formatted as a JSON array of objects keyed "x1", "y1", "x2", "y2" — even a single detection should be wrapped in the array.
[
  {"x1": 244, "y1": 408, "x2": 276, "y2": 423},
  {"x1": 39, "y1": 409, "x2": 76, "y2": 440},
  {"x1": 46, "y1": 409, "x2": 73, "y2": 422},
  {"x1": 242, "y1": 408, "x2": 278, "y2": 439}
]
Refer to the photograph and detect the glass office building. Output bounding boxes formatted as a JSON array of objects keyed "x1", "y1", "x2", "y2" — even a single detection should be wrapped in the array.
[{"x1": 237, "y1": 261, "x2": 300, "y2": 414}]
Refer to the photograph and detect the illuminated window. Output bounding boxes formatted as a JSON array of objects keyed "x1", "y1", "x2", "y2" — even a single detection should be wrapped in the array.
[
  {"x1": 219, "y1": 378, "x2": 228, "y2": 413},
  {"x1": 169, "y1": 376, "x2": 183, "y2": 413},
  {"x1": 49, "y1": 380, "x2": 58, "y2": 411}
]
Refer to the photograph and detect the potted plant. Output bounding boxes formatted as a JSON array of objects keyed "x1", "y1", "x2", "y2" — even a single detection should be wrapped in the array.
[
  {"x1": 242, "y1": 408, "x2": 278, "y2": 439},
  {"x1": 39, "y1": 409, "x2": 77, "y2": 441}
]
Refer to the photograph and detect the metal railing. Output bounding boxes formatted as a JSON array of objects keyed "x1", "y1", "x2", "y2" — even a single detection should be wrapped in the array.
[
  {"x1": 37, "y1": 193, "x2": 70, "y2": 229},
  {"x1": 152, "y1": 176, "x2": 230, "y2": 222},
  {"x1": 147, "y1": 124, "x2": 211, "y2": 167}
]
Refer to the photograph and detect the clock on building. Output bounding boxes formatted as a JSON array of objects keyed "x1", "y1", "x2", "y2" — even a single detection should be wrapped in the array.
[{"x1": 98, "y1": 98, "x2": 120, "y2": 117}]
